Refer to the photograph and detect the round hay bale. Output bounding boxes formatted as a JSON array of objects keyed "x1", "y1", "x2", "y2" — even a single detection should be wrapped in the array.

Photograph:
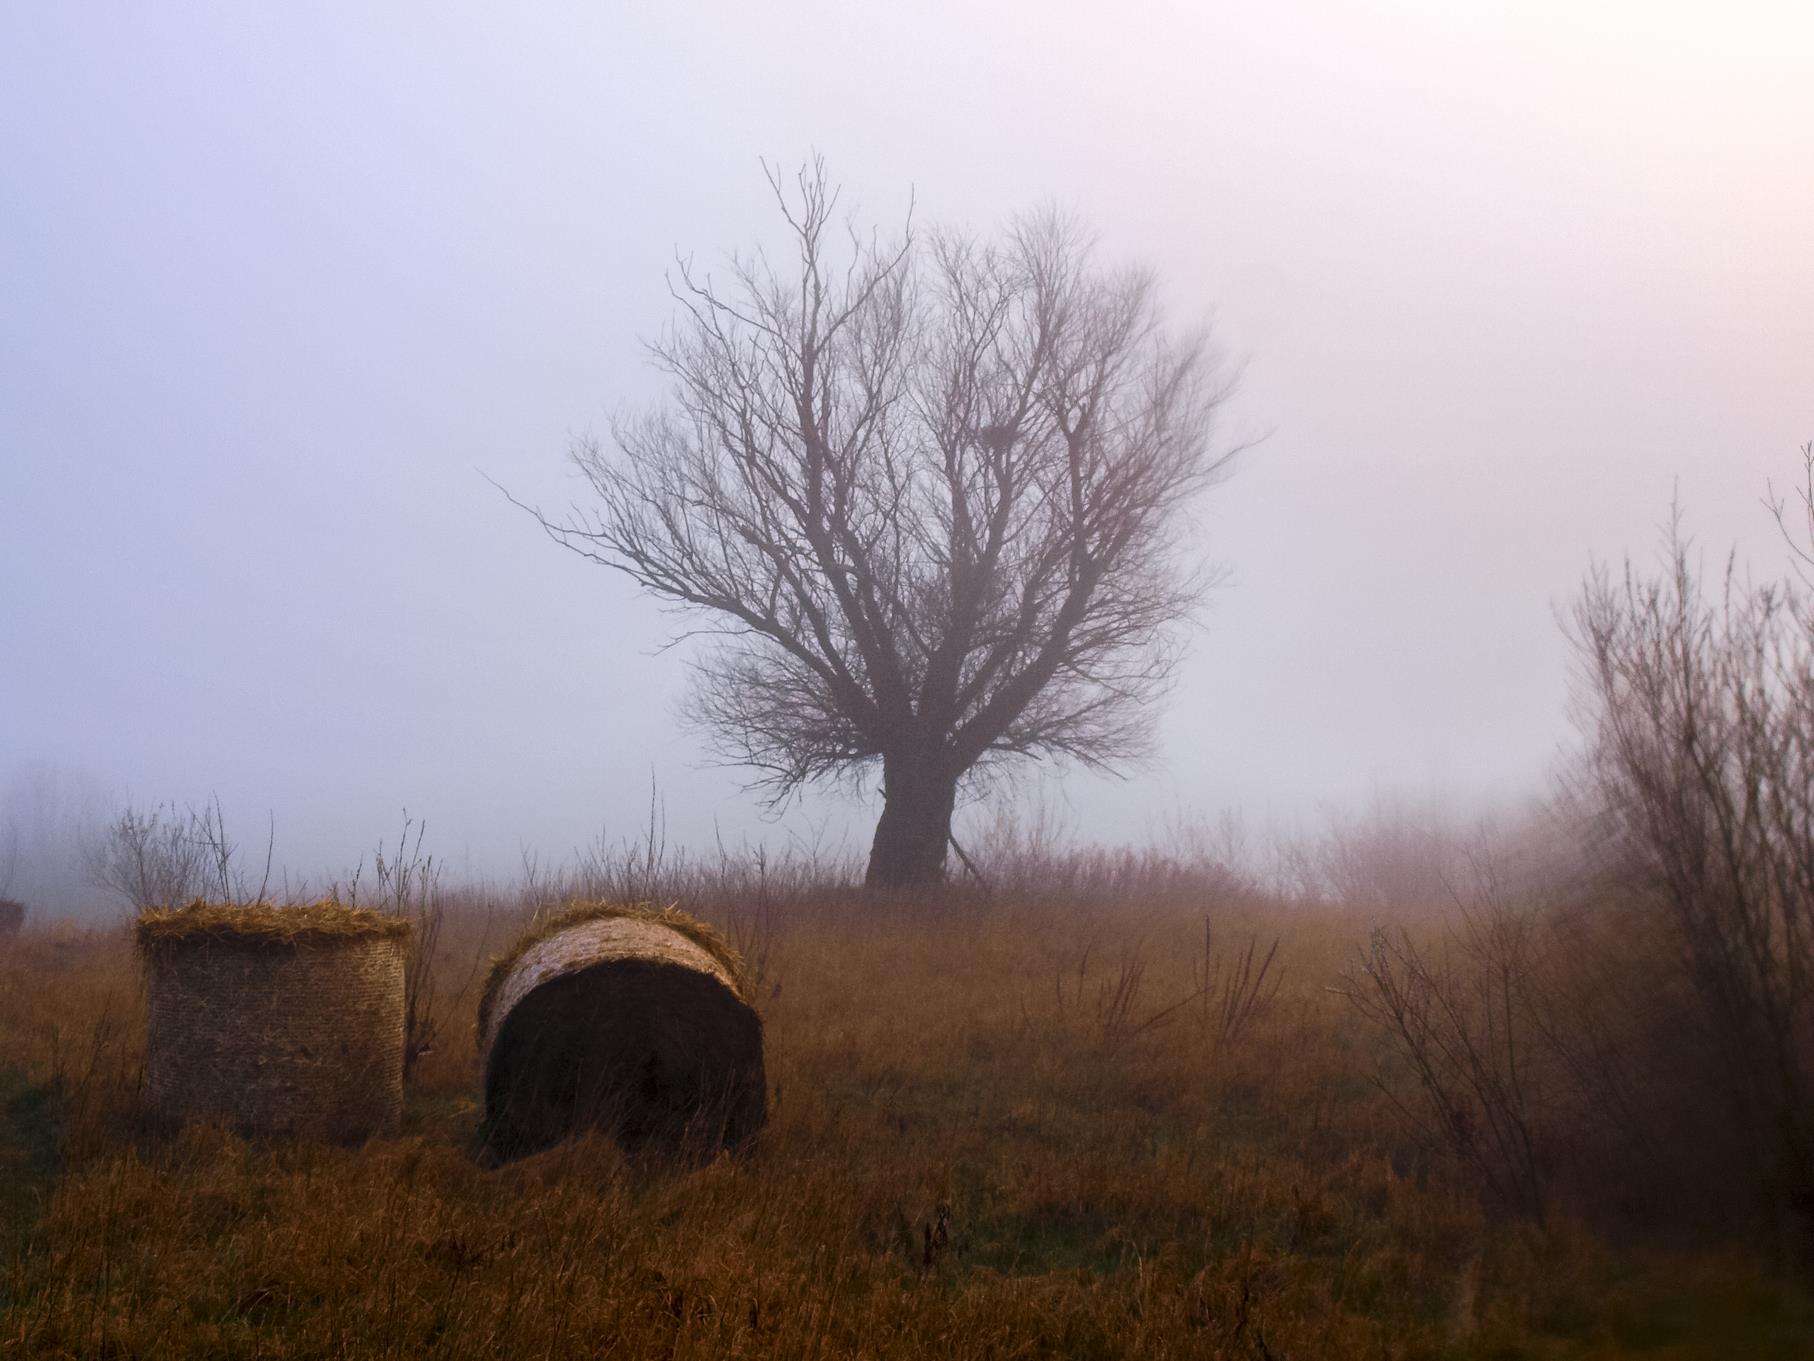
[
  {"x1": 0, "y1": 899, "x2": 24, "y2": 940},
  {"x1": 137, "y1": 901, "x2": 410, "y2": 1143},
  {"x1": 477, "y1": 903, "x2": 766, "y2": 1165}
]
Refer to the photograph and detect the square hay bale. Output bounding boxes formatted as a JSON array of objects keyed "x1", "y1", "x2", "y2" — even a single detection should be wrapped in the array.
[
  {"x1": 137, "y1": 901, "x2": 410, "y2": 1143},
  {"x1": 477, "y1": 903, "x2": 766, "y2": 1165}
]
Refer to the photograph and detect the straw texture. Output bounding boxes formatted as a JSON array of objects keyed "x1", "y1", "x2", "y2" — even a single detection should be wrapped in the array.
[
  {"x1": 141, "y1": 902, "x2": 408, "y2": 1143},
  {"x1": 479, "y1": 905, "x2": 765, "y2": 1164},
  {"x1": 136, "y1": 899, "x2": 410, "y2": 947}
]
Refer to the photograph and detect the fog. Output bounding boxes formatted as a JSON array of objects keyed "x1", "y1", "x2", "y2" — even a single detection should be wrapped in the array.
[{"x1": 3, "y1": 2, "x2": 1810, "y2": 910}]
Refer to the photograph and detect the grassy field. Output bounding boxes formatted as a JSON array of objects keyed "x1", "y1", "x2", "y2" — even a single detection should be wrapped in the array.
[{"x1": 2, "y1": 885, "x2": 1810, "y2": 1359}]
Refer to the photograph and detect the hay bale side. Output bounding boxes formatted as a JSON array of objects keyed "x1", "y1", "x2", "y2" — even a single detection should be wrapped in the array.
[
  {"x1": 479, "y1": 911, "x2": 765, "y2": 1165},
  {"x1": 141, "y1": 903, "x2": 408, "y2": 1143},
  {"x1": 0, "y1": 900, "x2": 24, "y2": 940}
]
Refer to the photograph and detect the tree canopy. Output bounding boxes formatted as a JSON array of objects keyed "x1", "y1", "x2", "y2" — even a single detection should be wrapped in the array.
[{"x1": 523, "y1": 162, "x2": 1235, "y2": 887}]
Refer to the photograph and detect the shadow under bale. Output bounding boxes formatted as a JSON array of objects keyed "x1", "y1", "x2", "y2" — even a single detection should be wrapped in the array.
[
  {"x1": 0, "y1": 900, "x2": 23, "y2": 940},
  {"x1": 477, "y1": 906, "x2": 766, "y2": 1167}
]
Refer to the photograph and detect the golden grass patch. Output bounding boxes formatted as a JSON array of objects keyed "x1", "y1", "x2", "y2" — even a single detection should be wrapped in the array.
[{"x1": 0, "y1": 888, "x2": 1805, "y2": 1358}]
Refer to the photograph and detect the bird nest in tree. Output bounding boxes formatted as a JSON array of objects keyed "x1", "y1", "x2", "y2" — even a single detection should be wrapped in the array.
[
  {"x1": 0, "y1": 899, "x2": 23, "y2": 939},
  {"x1": 137, "y1": 900, "x2": 410, "y2": 1143},
  {"x1": 477, "y1": 902, "x2": 766, "y2": 1166}
]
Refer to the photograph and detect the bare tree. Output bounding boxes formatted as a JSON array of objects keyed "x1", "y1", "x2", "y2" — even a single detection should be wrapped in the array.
[{"x1": 514, "y1": 161, "x2": 1236, "y2": 887}]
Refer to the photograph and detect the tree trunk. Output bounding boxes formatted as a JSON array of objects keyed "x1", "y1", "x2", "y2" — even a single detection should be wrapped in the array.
[{"x1": 865, "y1": 750, "x2": 958, "y2": 889}]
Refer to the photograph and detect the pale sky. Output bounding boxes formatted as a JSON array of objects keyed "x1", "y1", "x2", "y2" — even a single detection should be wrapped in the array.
[{"x1": 3, "y1": 2, "x2": 1810, "y2": 898}]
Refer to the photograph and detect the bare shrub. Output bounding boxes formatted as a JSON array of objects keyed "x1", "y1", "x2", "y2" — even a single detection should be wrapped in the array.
[
  {"x1": 336, "y1": 812, "x2": 447, "y2": 1081},
  {"x1": 718, "y1": 847, "x2": 783, "y2": 1000},
  {"x1": 1350, "y1": 472, "x2": 1814, "y2": 1243},
  {"x1": 1524, "y1": 879, "x2": 1751, "y2": 1229},
  {"x1": 568, "y1": 778, "x2": 672, "y2": 906},
  {"x1": 0, "y1": 821, "x2": 17, "y2": 901},
  {"x1": 969, "y1": 802, "x2": 1256, "y2": 907},
  {"x1": 87, "y1": 797, "x2": 271, "y2": 912},
  {"x1": 1567, "y1": 505, "x2": 1814, "y2": 1245},
  {"x1": 1092, "y1": 940, "x2": 1149, "y2": 1048},
  {"x1": 0, "y1": 762, "x2": 113, "y2": 917},
  {"x1": 1193, "y1": 918, "x2": 1283, "y2": 1054},
  {"x1": 1312, "y1": 796, "x2": 1471, "y2": 911},
  {"x1": 1032, "y1": 916, "x2": 1261, "y2": 1054},
  {"x1": 1340, "y1": 896, "x2": 1556, "y2": 1229},
  {"x1": 0, "y1": 821, "x2": 23, "y2": 939}
]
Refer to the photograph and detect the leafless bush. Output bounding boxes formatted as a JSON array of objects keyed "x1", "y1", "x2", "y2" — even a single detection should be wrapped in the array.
[
  {"x1": 337, "y1": 812, "x2": 448, "y2": 1081},
  {"x1": 1766, "y1": 439, "x2": 1814, "y2": 589},
  {"x1": 1093, "y1": 941, "x2": 1149, "y2": 1047},
  {"x1": 507, "y1": 792, "x2": 854, "y2": 1005},
  {"x1": 1034, "y1": 922, "x2": 1228, "y2": 1052},
  {"x1": 970, "y1": 802, "x2": 1256, "y2": 907},
  {"x1": 0, "y1": 822, "x2": 17, "y2": 901},
  {"x1": 1193, "y1": 918, "x2": 1283, "y2": 1053},
  {"x1": 1347, "y1": 470, "x2": 1814, "y2": 1242},
  {"x1": 718, "y1": 847, "x2": 783, "y2": 999},
  {"x1": 1312, "y1": 797, "x2": 1472, "y2": 911},
  {"x1": 565, "y1": 779, "x2": 672, "y2": 905},
  {"x1": 1523, "y1": 881, "x2": 1748, "y2": 1228},
  {"x1": 0, "y1": 826, "x2": 20, "y2": 939},
  {"x1": 87, "y1": 797, "x2": 271, "y2": 912},
  {"x1": 1567, "y1": 502, "x2": 1814, "y2": 1243},
  {"x1": 1339, "y1": 895, "x2": 1555, "y2": 1229},
  {"x1": 0, "y1": 762, "x2": 112, "y2": 917}
]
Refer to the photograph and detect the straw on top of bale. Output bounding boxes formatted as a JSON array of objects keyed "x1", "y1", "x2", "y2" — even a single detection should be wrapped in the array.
[
  {"x1": 477, "y1": 900, "x2": 752, "y2": 1039},
  {"x1": 135, "y1": 899, "x2": 411, "y2": 950}
]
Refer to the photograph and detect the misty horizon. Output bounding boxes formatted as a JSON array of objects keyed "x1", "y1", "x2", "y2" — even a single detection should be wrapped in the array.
[{"x1": 4, "y1": 3, "x2": 1810, "y2": 911}]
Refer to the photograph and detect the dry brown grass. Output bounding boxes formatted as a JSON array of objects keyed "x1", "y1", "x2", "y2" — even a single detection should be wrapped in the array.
[{"x1": 2, "y1": 886, "x2": 1810, "y2": 1359}]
